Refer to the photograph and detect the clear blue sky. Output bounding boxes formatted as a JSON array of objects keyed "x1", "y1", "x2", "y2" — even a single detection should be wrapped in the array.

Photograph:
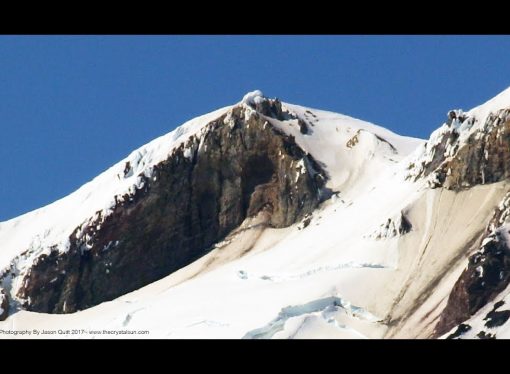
[{"x1": 1, "y1": 35, "x2": 509, "y2": 221}]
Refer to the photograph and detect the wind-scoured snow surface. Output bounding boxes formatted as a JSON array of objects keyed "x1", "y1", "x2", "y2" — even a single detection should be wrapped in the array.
[{"x1": 3, "y1": 88, "x2": 510, "y2": 339}]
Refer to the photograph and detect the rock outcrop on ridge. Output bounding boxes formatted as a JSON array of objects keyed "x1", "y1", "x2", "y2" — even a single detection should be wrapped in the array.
[{"x1": 11, "y1": 96, "x2": 328, "y2": 314}]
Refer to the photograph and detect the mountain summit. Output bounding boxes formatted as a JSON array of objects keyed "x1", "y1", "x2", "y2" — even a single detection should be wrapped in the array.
[{"x1": 1, "y1": 89, "x2": 510, "y2": 339}]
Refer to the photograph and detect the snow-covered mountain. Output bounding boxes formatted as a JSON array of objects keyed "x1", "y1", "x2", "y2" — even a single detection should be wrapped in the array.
[{"x1": 2, "y1": 88, "x2": 510, "y2": 339}]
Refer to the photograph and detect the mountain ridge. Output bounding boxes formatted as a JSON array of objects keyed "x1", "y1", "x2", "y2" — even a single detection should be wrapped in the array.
[{"x1": 1, "y1": 89, "x2": 510, "y2": 339}]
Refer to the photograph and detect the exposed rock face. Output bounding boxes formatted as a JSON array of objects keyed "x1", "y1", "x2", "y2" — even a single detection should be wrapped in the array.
[
  {"x1": 434, "y1": 232, "x2": 510, "y2": 336},
  {"x1": 346, "y1": 130, "x2": 361, "y2": 149},
  {"x1": 446, "y1": 323, "x2": 471, "y2": 339},
  {"x1": 0, "y1": 289, "x2": 8, "y2": 321},
  {"x1": 477, "y1": 331, "x2": 496, "y2": 339},
  {"x1": 408, "y1": 108, "x2": 510, "y2": 190},
  {"x1": 406, "y1": 123, "x2": 460, "y2": 185},
  {"x1": 346, "y1": 129, "x2": 397, "y2": 153},
  {"x1": 486, "y1": 192, "x2": 510, "y2": 235},
  {"x1": 408, "y1": 107, "x2": 510, "y2": 337},
  {"x1": 246, "y1": 96, "x2": 311, "y2": 135},
  {"x1": 250, "y1": 96, "x2": 285, "y2": 120},
  {"x1": 484, "y1": 304, "x2": 510, "y2": 328},
  {"x1": 15, "y1": 102, "x2": 329, "y2": 314},
  {"x1": 434, "y1": 193, "x2": 510, "y2": 337}
]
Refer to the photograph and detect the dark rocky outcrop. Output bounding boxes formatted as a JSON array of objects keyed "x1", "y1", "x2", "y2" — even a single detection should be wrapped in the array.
[
  {"x1": 441, "y1": 111, "x2": 510, "y2": 190},
  {"x1": 411, "y1": 108, "x2": 510, "y2": 190},
  {"x1": 485, "y1": 193, "x2": 510, "y2": 235},
  {"x1": 423, "y1": 109, "x2": 510, "y2": 336},
  {"x1": 408, "y1": 112, "x2": 510, "y2": 335},
  {"x1": 297, "y1": 118, "x2": 310, "y2": 135},
  {"x1": 15, "y1": 103, "x2": 329, "y2": 314},
  {"x1": 434, "y1": 221, "x2": 510, "y2": 337},
  {"x1": 247, "y1": 97, "x2": 311, "y2": 135},
  {"x1": 346, "y1": 129, "x2": 397, "y2": 153},
  {"x1": 434, "y1": 189, "x2": 510, "y2": 337},
  {"x1": 366, "y1": 212, "x2": 412, "y2": 240},
  {"x1": 446, "y1": 323, "x2": 471, "y2": 339},
  {"x1": 346, "y1": 131, "x2": 361, "y2": 149},
  {"x1": 446, "y1": 110, "x2": 467, "y2": 127},
  {"x1": 0, "y1": 289, "x2": 8, "y2": 321},
  {"x1": 484, "y1": 308, "x2": 510, "y2": 328},
  {"x1": 477, "y1": 331, "x2": 496, "y2": 339},
  {"x1": 406, "y1": 126, "x2": 459, "y2": 184},
  {"x1": 250, "y1": 97, "x2": 285, "y2": 120}
]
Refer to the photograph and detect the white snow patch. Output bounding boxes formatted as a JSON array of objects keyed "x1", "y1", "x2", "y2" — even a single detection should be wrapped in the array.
[{"x1": 242, "y1": 90, "x2": 264, "y2": 105}]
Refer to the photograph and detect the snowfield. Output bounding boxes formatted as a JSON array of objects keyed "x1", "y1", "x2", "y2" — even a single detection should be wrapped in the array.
[{"x1": 3, "y1": 88, "x2": 510, "y2": 339}]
